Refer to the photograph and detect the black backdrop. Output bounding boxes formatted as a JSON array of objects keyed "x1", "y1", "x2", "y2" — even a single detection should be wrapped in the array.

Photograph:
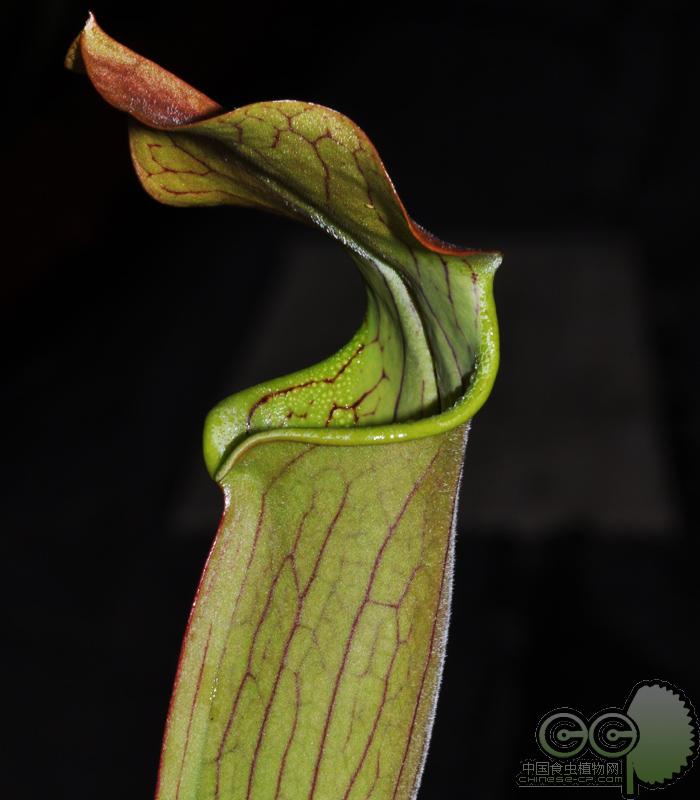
[{"x1": 5, "y1": 2, "x2": 700, "y2": 798}]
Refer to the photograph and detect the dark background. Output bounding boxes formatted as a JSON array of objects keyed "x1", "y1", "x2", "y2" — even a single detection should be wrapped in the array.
[{"x1": 5, "y1": 1, "x2": 699, "y2": 798}]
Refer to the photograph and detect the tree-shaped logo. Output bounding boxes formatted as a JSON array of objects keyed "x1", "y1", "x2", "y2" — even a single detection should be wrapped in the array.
[{"x1": 623, "y1": 680, "x2": 697, "y2": 798}]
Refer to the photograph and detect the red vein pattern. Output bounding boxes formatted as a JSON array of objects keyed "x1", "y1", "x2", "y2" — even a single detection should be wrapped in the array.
[
  {"x1": 155, "y1": 428, "x2": 466, "y2": 800},
  {"x1": 68, "y1": 19, "x2": 498, "y2": 800}
]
